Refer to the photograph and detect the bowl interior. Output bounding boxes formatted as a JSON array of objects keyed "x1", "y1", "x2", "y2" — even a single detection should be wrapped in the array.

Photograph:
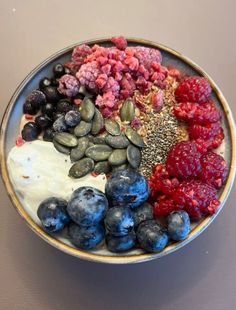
[{"x1": 1, "y1": 38, "x2": 235, "y2": 264}]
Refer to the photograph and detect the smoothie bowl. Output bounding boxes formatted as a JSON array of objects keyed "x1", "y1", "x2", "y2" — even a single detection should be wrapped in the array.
[{"x1": 1, "y1": 36, "x2": 235, "y2": 264}]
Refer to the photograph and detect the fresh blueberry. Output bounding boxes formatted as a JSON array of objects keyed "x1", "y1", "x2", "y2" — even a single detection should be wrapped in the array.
[
  {"x1": 105, "y1": 169, "x2": 149, "y2": 209},
  {"x1": 64, "y1": 67, "x2": 71, "y2": 75},
  {"x1": 43, "y1": 86, "x2": 61, "y2": 103},
  {"x1": 137, "y1": 220, "x2": 169, "y2": 253},
  {"x1": 57, "y1": 99, "x2": 73, "y2": 113},
  {"x1": 133, "y1": 202, "x2": 153, "y2": 228},
  {"x1": 167, "y1": 211, "x2": 190, "y2": 241},
  {"x1": 41, "y1": 103, "x2": 55, "y2": 117},
  {"x1": 52, "y1": 111, "x2": 65, "y2": 121},
  {"x1": 67, "y1": 187, "x2": 108, "y2": 227},
  {"x1": 51, "y1": 78, "x2": 60, "y2": 87},
  {"x1": 53, "y1": 63, "x2": 65, "y2": 77},
  {"x1": 65, "y1": 110, "x2": 81, "y2": 127},
  {"x1": 43, "y1": 128, "x2": 55, "y2": 142},
  {"x1": 39, "y1": 77, "x2": 51, "y2": 89},
  {"x1": 53, "y1": 115, "x2": 67, "y2": 132},
  {"x1": 68, "y1": 222, "x2": 105, "y2": 250},
  {"x1": 35, "y1": 114, "x2": 52, "y2": 129},
  {"x1": 23, "y1": 101, "x2": 37, "y2": 115},
  {"x1": 104, "y1": 206, "x2": 134, "y2": 237},
  {"x1": 21, "y1": 122, "x2": 40, "y2": 141},
  {"x1": 37, "y1": 197, "x2": 70, "y2": 233},
  {"x1": 106, "y1": 231, "x2": 136, "y2": 253}
]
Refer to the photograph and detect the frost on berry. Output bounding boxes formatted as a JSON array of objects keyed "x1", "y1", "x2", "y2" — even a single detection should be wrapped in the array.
[{"x1": 58, "y1": 74, "x2": 80, "y2": 97}]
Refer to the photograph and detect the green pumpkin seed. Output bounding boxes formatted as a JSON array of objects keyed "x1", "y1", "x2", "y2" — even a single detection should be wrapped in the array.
[
  {"x1": 91, "y1": 108, "x2": 104, "y2": 135},
  {"x1": 120, "y1": 98, "x2": 135, "y2": 122},
  {"x1": 112, "y1": 163, "x2": 129, "y2": 173},
  {"x1": 85, "y1": 144, "x2": 113, "y2": 161},
  {"x1": 78, "y1": 85, "x2": 93, "y2": 98},
  {"x1": 88, "y1": 142, "x2": 94, "y2": 148},
  {"x1": 108, "y1": 149, "x2": 127, "y2": 166},
  {"x1": 125, "y1": 127, "x2": 146, "y2": 147},
  {"x1": 69, "y1": 158, "x2": 95, "y2": 178},
  {"x1": 70, "y1": 137, "x2": 89, "y2": 162},
  {"x1": 79, "y1": 98, "x2": 95, "y2": 121},
  {"x1": 94, "y1": 161, "x2": 111, "y2": 174},
  {"x1": 53, "y1": 139, "x2": 71, "y2": 155},
  {"x1": 54, "y1": 132, "x2": 78, "y2": 147},
  {"x1": 74, "y1": 121, "x2": 92, "y2": 137},
  {"x1": 88, "y1": 135, "x2": 107, "y2": 145},
  {"x1": 105, "y1": 134, "x2": 130, "y2": 148},
  {"x1": 104, "y1": 119, "x2": 121, "y2": 136},
  {"x1": 127, "y1": 145, "x2": 141, "y2": 168}
]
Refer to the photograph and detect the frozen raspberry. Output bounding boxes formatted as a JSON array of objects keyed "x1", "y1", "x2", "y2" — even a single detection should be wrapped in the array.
[
  {"x1": 199, "y1": 152, "x2": 228, "y2": 188},
  {"x1": 96, "y1": 91, "x2": 116, "y2": 108},
  {"x1": 124, "y1": 56, "x2": 139, "y2": 71},
  {"x1": 120, "y1": 73, "x2": 136, "y2": 98},
  {"x1": 151, "y1": 91, "x2": 163, "y2": 112},
  {"x1": 95, "y1": 74, "x2": 108, "y2": 89},
  {"x1": 102, "y1": 77, "x2": 120, "y2": 96},
  {"x1": 188, "y1": 122, "x2": 221, "y2": 140},
  {"x1": 76, "y1": 61, "x2": 100, "y2": 91},
  {"x1": 130, "y1": 117, "x2": 142, "y2": 129},
  {"x1": 173, "y1": 101, "x2": 221, "y2": 125},
  {"x1": 99, "y1": 106, "x2": 113, "y2": 118},
  {"x1": 65, "y1": 44, "x2": 92, "y2": 73},
  {"x1": 150, "y1": 62, "x2": 167, "y2": 82},
  {"x1": 167, "y1": 67, "x2": 181, "y2": 79},
  {"x1": 111, "y1": 36, "x2": 127, "y2": 50},
  {"x1": 175, "y1": 76, "x2": 211, "y2": 103},
  {"x1": 173, "y1": 180, "x2": 220, "y2": 220},
  {"x1": 166, "y1": 141, "x2": 202, "y2": 179},
  {"x1": 153, "y1": 196, "x2": 182, "y2": 217},
  {"x1": 130, "y1": 46, "x2": 162, "y2": 68},
  {"x1": 58, "y1": 74, "x2": 80, "y2": 97}
]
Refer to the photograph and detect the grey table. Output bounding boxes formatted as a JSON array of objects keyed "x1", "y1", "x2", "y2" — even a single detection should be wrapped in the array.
[{"x1": 0, "y1": 1, "x2": 235, "y2": 309}]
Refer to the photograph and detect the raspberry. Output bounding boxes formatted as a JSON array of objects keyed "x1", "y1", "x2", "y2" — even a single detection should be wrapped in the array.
[
  {"x1": 166, "y1": 141, "x2": 202, "y2": 179},
  {"x1": 65, "y1": 44, "x2": 92, "y2": 73},
  {"x1": 128, "y1": 46, "x2": 162, "y2": 68},
  {"x1": 102, "y1": 77, "x2": 120, "y2": 96},
  {"x1": 192, "y1": 139, "x2": 212, "y2": 154},
  {"x1": 153, "y1": 196, "x2": 182, "y2": 217},
  {"x1": 173, "y1": 180, "x2": 220, "y2": 220},
  {"x1": 151, "y1": 91, "x2": 163, "y2": 112},
  {"x1": 76, "y1": 61, "x2": 100, "y2": 91},
  {"x1": 96, "y1": 91, "x2": 116, "y2": 109},
  {"x1": 111, "y1": 36, "x2": 127, "y2": 50},
  {"x1": 199, "y1": 152, "x2": 228, "y2": 188},
  {"x1": 210, "y1": 127, "x2": 224, "y2": 149},
  {"x1": 173, "y1": 101, "x2": 221, "y2": 125},
  {"x1": 58, "y1": 74, "x2": 80, "y2": 97},
  {"x1": 175, "y1": 76, "x2": 211, "y2": 103},
  {"x1": 188, "y1": 122, "x2": 221, "y2": 140}
]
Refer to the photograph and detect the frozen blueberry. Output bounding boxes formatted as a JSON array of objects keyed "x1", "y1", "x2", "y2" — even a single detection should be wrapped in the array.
[
  {"x1": 43, "y1": 86, "x2": 61, "y2": 103},
  {"x1": 133, "y1": 202, "x2": 153, "y2": 228},
  {"x1": 57, "y1": 99, "x2": 73, "y2": 113},
  {"x1": 53, "y1": 111, "x2": 64, "y2": 121},
  {"x1": 51, "y1": 79, "x2": 60, "y2": 87},
  {"x1": 137, "y1": 220, "x2": 169, "y2": 253},
  {"x1": 53, "y1": 63, "x2": 65, "y2": 77},
  {"x1": 53, "y1": 115, "x2": 67, "y2": 132},
  {"x1": 64, "y1": 67, "x2": 71, "y2": 75},
  {"x1": 167, "y1": 211, "x2": 190, "y2": 241},
  {"x1": 105, "y1": 169, "x2": 149, "y2": 209},
  {"x1": 21, "y1": 122, "x2": 40, "y2": 141},
  {"x1": 43, "y1": 128, "x2": 55, "y2": 142},
  {"x1": 106, "y1": 231, "x2": 136, "y2": 253},
  {"x1": 41, "y1": 103, "x2": 55, "y2": 117},
  {"x1": 104, "y1": 206, "x2": 134, "y2": 237},
  {"x1": 65, "y1": 110, "x2": 81, "y2": 127},
  {"x1": 37, "y1": 197, "x2": 70, "y2": 233},
  {"x1": 67, "y1": 187, "x2": 108, "y2": 227},
  {"x1": 68, "y1": 222, "x2": 105, "y2": 250},
  {"x1": 24, "y1": 90, "x2": 46, "y2": 112},
  {"x1": 39, "y1": 77, "x2": 51, "y2": 89},
  {"x1": 23, "y1": 101, "x2": 37, "y2": 115},
  {"x1": 35, "y1": 114, "x2": 52, "y2": 129}
]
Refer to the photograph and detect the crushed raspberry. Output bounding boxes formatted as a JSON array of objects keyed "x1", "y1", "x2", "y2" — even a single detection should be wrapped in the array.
[
  {"x1": 76, "y1": 61, "x2": 100, "y2": 92},
  {"x1": 111, "y1": 36, "x2": 127, "y2": 50},
  {"x1": 130, "y1": 117, "x2": 141, "y2": 129},
  {"x1": 167, "y1": 67, "x2": 181, "y2": 79},
  {"x1": 91, "y1": 171, "x2": 98, "y2": 177},
  {"x1": 102, "y1": 77, "x2": 120, "y2": 96},
  {"x1": 24, "y1": 114, "x2": 33, "y2": 120},
  {"x1": 16, "y1": 136, "x2": 24, "y2": 146},
  {"x1": 95, "y1": 74, "x2": 108, "y2": 89},
  {"x1": 58, "y1": 74, "x2": 80, "y2": 97},
  {"x1": 151, "y1": 90, "x2": 163, "y2": 112},
  {"x1": 175, "y1": 76, "x2": 211, "y2": 104},
  {"x1": 153, "y1": 196, "x2": 182, "y2": 217},
  {"x1": 166, "y1": 141, "x2": 202, "y2": 179},
  {"x1": 199, "y1": 152, "x2": 228, "y2": 188},
  {"x1": 99, "y1": 106, "x2": 113, "y2": 118},
  {"x1": 173, "y1": 180, "x2": 220, "y2": 220},
  {"x1": 120, "y1": 73, "x2": 136, "y2": 99},
  {"x1": 173, "y1": 101, "x2": 222, "y2": 125},
  {"x1": 74, "y1": 98, "x2": 82, "y2": 105},
  {"x1": 96, "y1": 91, "x2": 116, "y2": 109}
]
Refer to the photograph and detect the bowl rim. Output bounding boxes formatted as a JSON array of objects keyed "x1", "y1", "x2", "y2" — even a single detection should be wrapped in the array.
[{"x1": 1, "y1": 37, "x2": 236, "y2": 264}]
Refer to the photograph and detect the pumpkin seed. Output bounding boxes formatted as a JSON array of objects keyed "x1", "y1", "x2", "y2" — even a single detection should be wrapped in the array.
[
  {"x1": 74, "y1": 121, "x2": 92, "y2": 137},
  {"x1": 85, "y1": 144, "x2": 113, "y2": 161},
  {"x1": 88, "y1": 135, "x2": 107, "y2": 145},
  {"x1": 105, "y1": 134, "x2": 130, "y2": 148},
  {"x1": 79, "y1": 98, "x2": 95, "y2": 121},
  {"x1": 53, "y1": 139, "x2": 71, "y2": 155},
  {"x1": 78, "y1": 85, "x2": 93, "y2": 98},
  {"x1": 88, "y1": 142, "x2": 94, "y2": 148},
  {"x1": 104, "y1": 119, "x2": 120, "y2": 136},
  {"x1": 125, "y1": 127, "x2": 146, "y2": 147},
  {"x1": 112, "y1": 163, "x2": 129, "y2": 173},
  {"x1": 94, "y1": 161, "x2": 111, "y2": 174},
  {"x1": 108, "y1": 149, "x2": 127, "y2": 166},
  {"x1": 120, "y1": 98, "x2": 135, "y2": 122},
  {"x1": 54, "y1": 132, "x2": 78, "y2": 147},
  {"x1": 70, "y1": 137, "x2": 89, "y2": 162},
  {"x1": 127, "y1": 145, "x2": 141, "y2": 168},
  {"x1": 91, "y1": 108, "x2": 104, "y2": 135},
  {"x1": 69, "y1": 158, "x2": 94, "y2": 178}
]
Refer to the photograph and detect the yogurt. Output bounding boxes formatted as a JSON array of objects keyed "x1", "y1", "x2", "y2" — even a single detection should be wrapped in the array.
[{"x1": 7, "y1": 140, "x2": 107, "y2": 224}]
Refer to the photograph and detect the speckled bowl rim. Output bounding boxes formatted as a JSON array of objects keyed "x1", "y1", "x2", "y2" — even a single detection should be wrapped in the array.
[{"x1": 1, "y1": 37, "x2": 236, "y2": 264}]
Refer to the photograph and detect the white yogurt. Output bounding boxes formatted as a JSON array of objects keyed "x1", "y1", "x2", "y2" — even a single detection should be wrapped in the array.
[{"x1": 7, "y1": 140, "x2": 107, "y2": 224}]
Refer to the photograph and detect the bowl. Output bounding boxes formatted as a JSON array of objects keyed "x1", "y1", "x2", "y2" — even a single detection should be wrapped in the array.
[{"x1": 1, "y1": 38, "x2": 236, "y2": 264}]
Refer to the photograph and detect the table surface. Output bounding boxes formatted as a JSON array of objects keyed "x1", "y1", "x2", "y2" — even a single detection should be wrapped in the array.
[{"x1": 0, "y1": 1, "x2": 235, "y2": 309}]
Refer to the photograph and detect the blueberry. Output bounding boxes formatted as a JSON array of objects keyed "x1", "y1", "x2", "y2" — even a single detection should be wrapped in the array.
[
  {"x1": 106, "y1": 231, "x2": 136, "y2": 253},
  {"x1": 51, "y1": 79, "x2": 60, "y2": 87},
  {"x1": 23, "y1": 101, "x2": 37, "y2": 115},
  {"x1": 65, "y1": 110, "x2": 81, "y2": 127},
  {"x1": 57, "y1": 99, "x2": 73, "y2": 113},
  {"x1": 37, "y1": 197, "x2": 70, "y2": 233},
  {"x1": 53, "y1": 63, "x2": 65, "y2": 77},
  {"x1": 43, "y1": 128, "x2": 55, "y2": 142},
  {"x1": 43, "y1": 86, "x2": 61, "y2": 103},
  {"x1": 104, "y1": 206, "x2": 134, "y2": 237},
  {"x1": 53, "y1": 115, "x2": 67, "y2": 132},
  {"x1": 21, "y1": 122, "x2": 40, "y2": 141},
  {"x1": 64, "y1": 67, "x2": 71, "y2": 75},
  {"x1": 167, "y1": 211, "x2": 190, "y2": 241},
  {"x1": 35, "y1": 114, "x2": 52, "y2": 129},
  {"x1": 137, "y1": 220, "x2": 169, "y2": 253},
  {"x1": 39, "y1": 77, "x2": 51, "y2": 89},
  {"x1": 133, "y1": 202, "x2": 153, "y2": 228},
  {"x1": 24, "y1": 90, "x2": 46, "y2": 112},
  {"x1": 67, "y1": 187, "x2": 108, "y2": 227},
  {"x1": 68, "y1": 222, "x2": 105, "y2": 250},
  {"x1": 105, "y1": 169, "x2": 149, "y2": 209},
  {"x1": 53, "y1": 111, "x2": 65, "y2": 121},
  {"x1": 41, "y1": 103, "x2": 55, "y2": 117}
]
